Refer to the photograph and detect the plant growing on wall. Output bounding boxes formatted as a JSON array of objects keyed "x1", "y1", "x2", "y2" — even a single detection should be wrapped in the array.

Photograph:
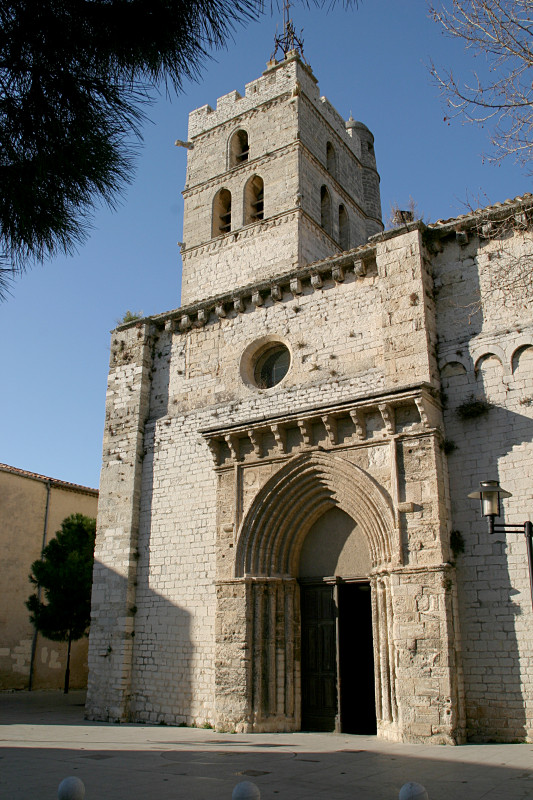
[
  {"x1": 456, "y1": 394, "x2": 494, "y2": 420},
  {"x1": 26, "y1": 513, "x2": 96, "y2": 694}
]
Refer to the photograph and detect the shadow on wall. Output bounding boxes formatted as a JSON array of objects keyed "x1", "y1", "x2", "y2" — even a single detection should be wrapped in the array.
[
  {"x1": 88, "y1": 555, "x2": 194, "y2": 726},
  {"x1": 439, "y1": 298, "x2": 533, "y2": 740}
]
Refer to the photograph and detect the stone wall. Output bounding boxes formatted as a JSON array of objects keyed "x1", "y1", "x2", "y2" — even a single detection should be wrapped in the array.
[
  {"x1": 180, "y1": 54, "x2": 382, "y2": 306},
  {"x1": 432, "y1": 212, "x2": 533, "y2": 742}
]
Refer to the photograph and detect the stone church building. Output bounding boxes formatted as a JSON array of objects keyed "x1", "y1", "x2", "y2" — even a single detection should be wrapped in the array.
[{"x1": 86, "y1": 51, "x2": 533, "y2": 744}]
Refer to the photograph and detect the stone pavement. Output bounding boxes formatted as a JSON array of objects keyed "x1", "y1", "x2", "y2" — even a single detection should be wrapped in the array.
[{"x1": 1, "y1": 691, "x2": 533, "y2": 800}]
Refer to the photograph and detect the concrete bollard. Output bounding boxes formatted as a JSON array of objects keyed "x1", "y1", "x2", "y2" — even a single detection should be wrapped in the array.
[
  {"x1": 399, "y1": 782, "x2": 429, "y2": 800},
  {"x1": 57, "y1": 776, "x2": 85, "y2": 800},
  {"x1": 232, "y1": 780, "x2": 261, "y2": 800}
]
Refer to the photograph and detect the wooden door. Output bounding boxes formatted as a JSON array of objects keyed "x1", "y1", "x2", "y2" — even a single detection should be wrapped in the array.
[{"x1": 300, "y1": 583, "x2": 338, "y2": 731}]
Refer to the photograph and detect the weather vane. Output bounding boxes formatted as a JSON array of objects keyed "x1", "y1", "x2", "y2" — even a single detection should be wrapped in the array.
[{"x1": 271, "y1": 0, "x2": 306, "y2": 62}]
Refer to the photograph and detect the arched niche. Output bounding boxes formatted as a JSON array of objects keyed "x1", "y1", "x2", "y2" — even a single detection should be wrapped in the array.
[
  {"x1": 474, "y1": 353, "x2": 503, "y2": 375},
  {"x1": 320, "y1": 186, "x2": 332, "y2": 237},
  {"x1": 243, "y1": 174, "x2": 264, "y2": 225},
  {"x1": 326, "y1": 141, "x2": 337, "y2": 178},
  {"x1": 512, "y1": 344, "x2": 533, "y2": 374},
  {"x1": 212, "y1": 188, "x2": 232, "y2": 237},
  {"x1": 228, "y1": 129, "x2": 249, "y2": 167},
  {"x1": 441, "y1": 361, "x2": 467, "y2": 378},
  {"x1": 338, "y1": 204, "x2": 350, "y2": 250}
]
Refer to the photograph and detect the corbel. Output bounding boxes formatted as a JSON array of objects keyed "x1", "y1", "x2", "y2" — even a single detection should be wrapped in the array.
[
  {"x1": 252, "y1": 291, "x2": 264, "y2": 307},
  {"x1": 215, "y1": 303, "x2": 227, "y2": 318},
  {"x1": 349, "y1": 408, "x2": 366, "y2": 440},
  {"x1": 290, "y1": 277, "x2": 303, "y2": 295},
  {"x1": 310, "y1": 273, "x2": 323, "y2": 290},
  {"x1": 415, "y1": 396, "x2": 430, "y2": 428},
  {"x1": 322, "y1": 414, "x2": 338, "y2": 446},
  {"x1": 247, "y1": 429, "x2": 262, "y2": 458},
  {"x1": 378, "y1": 403, "x2": 395, "y2": 435},
  {"x1": 179, "y1": 315, "x2": 192, "y2": 332},
  {"x1": 271, "y1": 284, "x2": 282, "y2": 302},
  {"x1": 205, "y1": 438, "x2": 221, "y2": 466},
  {"x1": 233, "y1": 296, "x2": 245, "y2": 314},
  {"x1": 195, "y1": 309, "x2": 208, "y2": 327},
  {"x1": 298, "y1": 418, "x2": 313, "y2": 449},
  {"x1": 270, "y1": 424, "x2": 287, "y2": 454},
  {"x1": 332, "y1": 266, "x2": 345, "y2": 283},
  {"x1": 224, "y1": 434, "x2": 240, "y2": 462},
  {"x1": 353, "y1": 258, "x2": 366, "y2": 278}
]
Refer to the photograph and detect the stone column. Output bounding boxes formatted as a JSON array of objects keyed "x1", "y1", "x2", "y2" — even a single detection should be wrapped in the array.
[
  {"x1": 215, "y1": 577, "x2": 300, "y2": 733},
  {"x1": 86, "y1": 321, "x2": 153, "y2": 722}
]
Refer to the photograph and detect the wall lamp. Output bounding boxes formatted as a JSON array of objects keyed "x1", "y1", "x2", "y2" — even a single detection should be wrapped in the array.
[{"x1": 468, "y1": 479, "x2": 533, "y2": 609}]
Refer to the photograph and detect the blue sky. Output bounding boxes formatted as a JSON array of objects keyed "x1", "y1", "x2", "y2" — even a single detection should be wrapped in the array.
[{"x1": 1, "y1": 0, "x2": 529, "y2": 490}]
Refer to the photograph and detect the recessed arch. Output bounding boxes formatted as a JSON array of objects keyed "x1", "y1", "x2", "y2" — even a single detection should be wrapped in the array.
[
  {"x1": 235, "y1": 451, "x2": 395, "y2": 578},
  {"x1": 441, "y1": 361, "x2": 467, "y2": 378},
  {"x1": 320, "y1": 185, "x2": 332, "y2": 236},
  {"x1": 243, "y1": 174, "x2": 264, "y2": 225},
  {"x1": 212, "y1": 188, "x2": 232, "y2": 237},
  {"x1": 474, "y1": 352, "x2": 503, "y2": 374},
  {"x1": 228, "y1": 129, "x2": 249, "y2": 167},
  {"x1": 512, "y1": 343, "x2": 533, "y2": 374},
  {"x1": 338, "y1": 204, "x2": 350, "y2": 250},
  {"x1": 326, "y1": 141, "x2": 337, "y2": 178}
]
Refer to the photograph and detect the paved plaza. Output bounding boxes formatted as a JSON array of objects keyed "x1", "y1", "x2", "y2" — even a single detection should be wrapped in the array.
[{"x1": 1, "y1": 690, "x2": 533, "y2": 800}]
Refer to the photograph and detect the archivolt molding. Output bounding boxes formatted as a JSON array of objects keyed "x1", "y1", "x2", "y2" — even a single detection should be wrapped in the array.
[{"x1": 234, "y1": 450, "x2": 396, "y2": 578}]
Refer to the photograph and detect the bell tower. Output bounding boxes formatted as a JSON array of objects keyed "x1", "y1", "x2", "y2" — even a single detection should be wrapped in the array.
[{"x1": 179, "y1": 51, "x2": 382, "y2": 305}]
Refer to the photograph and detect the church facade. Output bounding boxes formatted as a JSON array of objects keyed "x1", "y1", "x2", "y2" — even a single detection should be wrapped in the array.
[{"x1": 86, "y1": 52, "x2": 533, "y2": 744}]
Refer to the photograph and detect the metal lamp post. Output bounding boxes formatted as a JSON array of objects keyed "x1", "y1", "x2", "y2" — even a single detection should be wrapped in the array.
[{"x1": 468, "y1": 479, "x2": 533, "y2": 609}]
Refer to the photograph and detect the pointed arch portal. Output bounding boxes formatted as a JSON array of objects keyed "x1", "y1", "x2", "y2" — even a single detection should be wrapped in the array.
[
  {"x1": 215, "y1": 452, "x2": 401, "y2": 735},
  {"x1": 235, "y1": 452, "x2": 395, "y2": 578}
]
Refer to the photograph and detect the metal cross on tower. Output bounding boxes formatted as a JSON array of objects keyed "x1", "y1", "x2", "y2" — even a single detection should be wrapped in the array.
[{"x1": 271, "y1": 0, "x2": 306, "y2": 62}]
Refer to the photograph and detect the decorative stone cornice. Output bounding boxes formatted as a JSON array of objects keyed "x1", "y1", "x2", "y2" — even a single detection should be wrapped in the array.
[
  {"x1": 201, "y1": 385, "x2": 441, "y2": 467},
  {"x1": 128, "y1": 239, "x2": 378, "y2": 334}
]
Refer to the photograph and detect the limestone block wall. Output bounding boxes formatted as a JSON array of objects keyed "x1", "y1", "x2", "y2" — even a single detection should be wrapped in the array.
[
  {"x1": 87, "y1": 227, "x2": 457, "y2": 733},
  {"x1": 86, "y1": 321, "x2": 153, "y2": 722},
  {"x1": 180, "y1": 53, "x2": 382, "y2": 306},
  {"x1": 433, "y1": 218, "x2": 533, "y2": 741}
]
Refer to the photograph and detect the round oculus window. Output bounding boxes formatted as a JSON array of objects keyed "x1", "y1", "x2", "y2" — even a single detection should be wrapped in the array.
[{"x1": 254, "y1": 344, "x2": 290, "y2": 389}]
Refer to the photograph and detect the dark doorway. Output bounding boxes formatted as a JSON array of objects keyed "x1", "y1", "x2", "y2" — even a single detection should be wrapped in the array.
[
  {"x1": 338, "y1": 582, "x2": 377, "y2": 734},
  {"x1": 300, "y1": 583, "x2": 337, "y2": 731},
  {"x1": 300, "y1": 581, "x2": 376, "y2": 734}
]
